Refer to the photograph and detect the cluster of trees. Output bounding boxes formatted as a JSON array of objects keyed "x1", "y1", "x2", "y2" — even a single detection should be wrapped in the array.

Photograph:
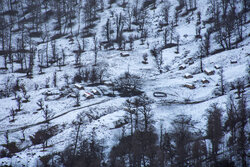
[
  {"x1": 0, "y1": 0, "x2": 42, "y2": 74},
  {"x1": 206, "y1": 0, "x2": 247, "y2": 51},
  {"x1": 0, "y1": 0, "x2": 158, "y2": 78},
  {"x1": 37, "y1": 111, "x2": 105, "y2": 167},
  {"x1": 0, "y1": 0, "x2": 249, "y2": 166},
  {"x1": 101, "y1": 0, "x2": 153, "y2": 51},
  {"x1": 1, "y1": 81, "x2": 248, "y2": 167},
  {"x1": 30, "y1": 88, "x2": 247, "y2": 167},
  {"x1": 114, "y1": 72, "x2": 143, "y2": 97},
  {"x1": 0, "y1": 0, "x2": 105, "y2": 74},
  {"x1": 73, "y1": 63, "x2": 107, "y2": 84},
  {"x1": 224, "y1": 93, "x2": 248, "y2": 167},
  {"x1": 1, "y1": 0, "x2": 248, "y2": 75},
  {"x1": 2, "y1": 103, "x2": 55, "y2": 158},
  {"x1": 0, "y1": 77, "x2": 32, "y2": 122},
  {"x1": 109, "y1": 92, "x2": 248, "y2": 167},
  {"x1": 195, "y1": 0, "x2": 248, "y2": 74}
]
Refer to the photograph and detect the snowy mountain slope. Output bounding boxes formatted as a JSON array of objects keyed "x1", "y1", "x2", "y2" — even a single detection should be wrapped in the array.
[{"x1": 0, "y1": 0, "x2": 249, "y2": 166}]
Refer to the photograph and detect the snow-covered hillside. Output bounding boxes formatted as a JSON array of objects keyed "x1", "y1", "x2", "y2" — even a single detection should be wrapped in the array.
[{"x1": 0, "y1": 0, "x2": 249, "y2": 166}]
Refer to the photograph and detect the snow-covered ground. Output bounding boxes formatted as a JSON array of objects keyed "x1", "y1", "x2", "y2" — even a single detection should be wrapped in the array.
[{"x1": 0, "y1": 0, "x2": 249, "y2": 166}]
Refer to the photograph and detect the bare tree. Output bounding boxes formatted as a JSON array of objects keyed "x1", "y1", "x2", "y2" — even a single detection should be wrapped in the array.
[
  {"x1": 236, "y1": 94, "x2": 248, "y2": 167},
  {"x1": 170, "y1": 21, "x2": 175, "y2": 44},
  {"x1": 128, "y1": 35, "x2": 134, "y2": 50},
  {"x1": 235, "y1": 12, "x2": 244, "y2": 42},
  {"x1": 116, "y1": 13, "x2": 125, "y2": 48},
  {"x1": 90, "y1": 67, "x2": 98, "y2": 83},
  {"x1": 220, "y1": 0, "x2": 230, "y2": 19},
  {"x1": 132, "y1": 0, "x2": 139, "y2": 24},
  {"x1": 225, "y1": 95, "x2": 238, "y2": 160},
  {"x1": 160, "y1": 132, "x2": 175, "y2": 166},
  {"x1": 163, "y1": 28, "x2": 169, "y2": 47},
  {"x1": 16, "y1": 95, "x2": 22, "y2": 112},
  {"x1": 105, "y1": 19, "x2": 111, "y2": 42},
  {"x1": 62, "y1": 49, "x2": 66, "y2": 66},
  {"x1": 71, "y1": 112, "x2": 88, "y2": 166},
  {"x1": 214, "y1": 9, "x2": 235, "y2": 50},
  {"x1": 123, "y1": 99, "x2": 135, "y2": 135},
  {"x1": 96, "y1": 64, "x2": 107, "y2": 83},
  {"x1": 137, "y1": 94, "x2": 154, "y2": 132},
  {"x1": 151, "y1": 47, "x2": 163, "y2": 73},
  {"x1": 53, "y1": 71, "x2": 57, "y2": 87},
  {"x1": 64, "y1": 73, "x2": 70, "y2": 87},
  {"x1": 54, "y1": 0, "x2": 63, "y2": 34},
  {"x1": 4, "y1": 76, "x2": 14, "y2": 97},
  {"x1": 75, "y1": 51, "x2": 81, "y2": 66},
  {"x1": 42, "y1": 105, "x2": 53, "y2": 123},
  {"x1": 20, "y1": 84, "x2": 30, "y2": 103},
  {"x1": 0, "y1": 14, "x2": 8, "y2": 69},
  {"x1": 235, "y1": 79, "x2": 244, "y2": 99},
  {"x1": 197, "y1": 11, "x2": 201, "y2": 25},
  {"x1": 174, "y1": 10, "x2": 179, "y2": 26},
  {"x1": 37, "y1": 98, "x2": 45, "y2": 111},
  {"x1": 203, "y1": 32, "x2": 210, "y2": 56},
  {"x1": 4, "y1": 130, "x2": 9, "y2": 147},
  {"x1": 219, "y1": 68, "x2": 225, "y2": 96},
  {"x1": 138, "y1": 9, "x2": 147, "y2": 39},
  {"x1": 191, "y1": 138, "x2": 206, "y2": 167},
  {"x1": 114, "y1": 72, "x2": 142, "y2": 97},
  {"x1": 208, "y1": 0, "x2": 220, "y2": 25},
  {"x1": 93, "y1": 34, "x2": 98, "y2": 66},
  {"x1": 51, "y1": 40, "x2": 57, "y2": 65},
  {"x1": 176, "y1": 34, "x2": 180, "y2": 54},
  {"x1": 12, "y1": 79, "x2": 20, "y2": 99},
  {"x1": 125, "y1": 5, "x2": 133, "y2": 31},
  {"x1": 45, "y1": 77, "x2": 50, "y2": 88},
  {"x1": 10, "y1": 108, "x2": 16, "y2": 122},
  {"x1": 206, "y1": 103, "x2": 223, "y2": 164},
  {"x1": 75, "y1": 91, "x2": 80, "y2": 107},
  {"x1": 162, "y1": 1, "x2": 170, "y2": 25},
  {"x1": 45, "y1": 25, "x2": 50, "y2": 67},
  {"x1": 170, "y1": 114, "x2": 197, "y2": 167}
]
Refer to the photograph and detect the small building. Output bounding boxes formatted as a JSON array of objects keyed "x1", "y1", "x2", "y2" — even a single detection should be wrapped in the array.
[
  {"x1": 184, "y1": 73, "x2": 193, "y2": 79},
  {"x1": 230, "y1": 60, "x2": 237, "y2": 64},
  {"x1": 214, "y1": 64, "x2": 221, "y2": 69},
  {"x1": 74, "y1": 83, "x2": 84, "y2": 90},
  {"x1": 204, "y1": 68, "x2": 215, "y2": 75},
  {"x1": 201, "y1": 78, "x2": 210, "y2": 84},
  {"x1": 91, "y1": 89, "x2": 101, "y2": 95},
  {"x1": 42, "y1": 90, "x2": 60, "y2": 96},
  {"x1": 84, "y1": 92, "x2": 94, "y2": 99},
  {"x1": 183, "y1": 83, "x2": 196, "y2": 89},
  {"x1": 179, "y1": 65, "x2": 186, "y2": 70},
  {"x1": 120, "y1": 53, "x2": 130, "y2": 57}
]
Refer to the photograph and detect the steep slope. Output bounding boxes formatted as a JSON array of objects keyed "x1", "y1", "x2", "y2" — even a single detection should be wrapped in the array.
[{"x1": 0, "y1": 0, "x2": 249, "y2": 166}]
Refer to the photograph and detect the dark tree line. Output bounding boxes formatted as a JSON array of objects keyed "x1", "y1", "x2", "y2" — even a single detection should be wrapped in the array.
[
  {"x1": 207, "y1": 0, "x2": 248, "y2": 51},
  {"x1": 108, "y1": 89, "x2": 248, "y2": 167},
  {"x1": 2, "y1": 85, "x2": 248, "y2": 167}
]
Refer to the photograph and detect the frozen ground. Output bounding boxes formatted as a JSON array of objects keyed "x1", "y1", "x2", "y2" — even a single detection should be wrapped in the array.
[{"x1": 0, "y1": 0, "x2": 249, "y2": 166}]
